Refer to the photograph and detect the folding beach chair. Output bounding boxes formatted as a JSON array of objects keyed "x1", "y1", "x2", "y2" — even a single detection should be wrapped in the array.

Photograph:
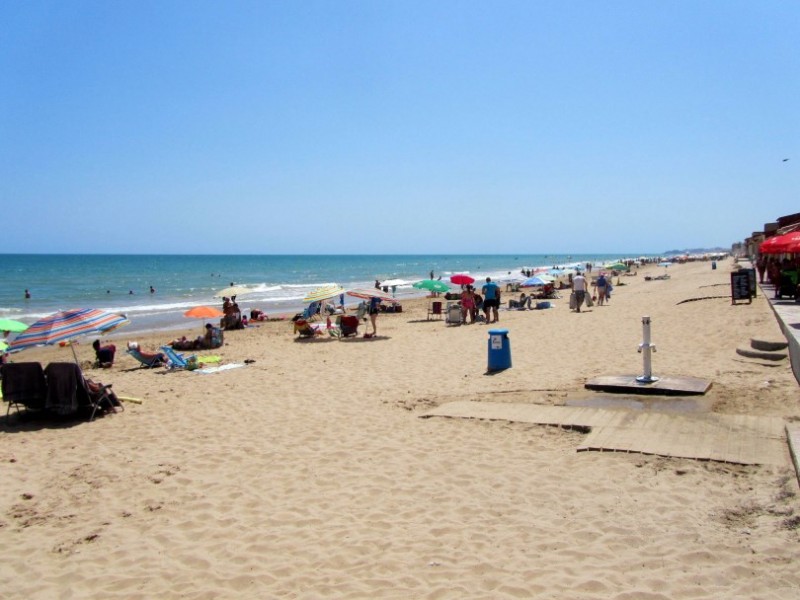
[
  {"x1": 445, "y1": 302, "x2": 462, "y2": 325},
  {"x1": 1, "y1": 362, "x2": 47, "y2": 421},
  {"x1": 338, "y1": 315, "x2": 360, "y2": 338},
  {"x1": 160, "y1": 346, "x2": 197, "y2": 370},
  {"x1": 427, "y1": 301, "x2": 443, "y2": 320},
  {"x1": 127, "y1": 347, "x2": 167, "y2": 368},
  {"x1": 300, "y1": 301, "x2": 321, "y2": 322},
  {"x1": 44, "y1": 362, "x2": 120, "y2": 421},
  {"x1": 293, "y1": 319, "x2": 320, "y2": 338}
]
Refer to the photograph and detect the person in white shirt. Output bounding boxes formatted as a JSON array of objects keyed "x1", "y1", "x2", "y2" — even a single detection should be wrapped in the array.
[{"x1": 572, "y1": 273, "x2": 588, "y2": 313}]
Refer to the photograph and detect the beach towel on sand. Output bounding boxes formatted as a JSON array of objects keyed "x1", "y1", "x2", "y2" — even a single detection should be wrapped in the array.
[{"x1": 195, "y1": 363, "x2": 245, "y2": 375}]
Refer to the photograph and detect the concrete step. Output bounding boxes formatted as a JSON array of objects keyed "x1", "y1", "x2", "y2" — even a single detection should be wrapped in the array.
[
  {"x1": 750, "y1": 338, "x2": 789, "y2": 352},
  {"x1": 736, "y1": 346, "x2": 788, "y2": 361}
]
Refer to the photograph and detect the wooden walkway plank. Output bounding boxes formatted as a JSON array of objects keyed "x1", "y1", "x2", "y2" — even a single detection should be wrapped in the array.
[{"x1": 422, "y1": 401, "x2": 787, "y2": 465}]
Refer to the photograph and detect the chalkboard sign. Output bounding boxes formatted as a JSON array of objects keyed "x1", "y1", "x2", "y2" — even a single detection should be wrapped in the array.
[
  {"x1": 744, "y1": 267, "x2": 757, "y2": 298},
  {"x1": 731, "y1": 270, "x2": 752, "y2": 304}
]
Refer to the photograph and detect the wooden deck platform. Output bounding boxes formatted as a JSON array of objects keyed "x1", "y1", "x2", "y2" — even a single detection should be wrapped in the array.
[{"x1": 421, "y1": 401, "x2": 786, "y2": 465}]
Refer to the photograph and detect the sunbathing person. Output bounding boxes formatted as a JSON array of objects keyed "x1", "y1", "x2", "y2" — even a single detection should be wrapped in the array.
[
  {"x1": 127, "y1": 341, "x2": 168, "y2": 366},
  {"x1": 250, "y1": 308, "x2": 267, "y2": 321}
]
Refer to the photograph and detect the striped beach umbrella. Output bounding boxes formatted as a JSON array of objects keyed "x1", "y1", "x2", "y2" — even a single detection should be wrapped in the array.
[
  {"x1": 8, "y1": 308, "x2": 129, "y2": 362},
  {"x1": 346, "y1": 287, "x2": 395, "y2": 301},
  {"x1": 303, "y1": 284, "x2": 345, "y2": 304}
]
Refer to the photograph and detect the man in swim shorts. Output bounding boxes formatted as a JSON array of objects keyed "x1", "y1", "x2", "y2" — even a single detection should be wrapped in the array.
[{"x1": 481, "y1": 277, "x2": 501, "y2": 323}]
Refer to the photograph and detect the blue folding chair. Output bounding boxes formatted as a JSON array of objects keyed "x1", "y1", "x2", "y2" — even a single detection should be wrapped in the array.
[
  {"x1": 160, "y1": 346, "x2": 197, "y2": 370},
  {"x1": 300, "y1": 301, "x2": 321, "y2": 322}
]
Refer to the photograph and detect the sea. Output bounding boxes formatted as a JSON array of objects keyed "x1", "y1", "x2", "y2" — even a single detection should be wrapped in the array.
[{"x1": 0, "y1": 253, "x2": 652, "y2": 336}]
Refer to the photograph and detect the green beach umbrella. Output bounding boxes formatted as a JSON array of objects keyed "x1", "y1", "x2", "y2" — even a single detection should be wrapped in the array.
[
  {"x1": 0, "y1": 340, "x2": 7, "y2": 352},
  {"x1": 0, "y1": 318, "x2": 29, "y2": 333},
  {"x1": 606, "y1": 263, "x2": 628, "y2": 272},
  {"x1": 412, "y1": 279, "x2": 451, "y2": 293}
]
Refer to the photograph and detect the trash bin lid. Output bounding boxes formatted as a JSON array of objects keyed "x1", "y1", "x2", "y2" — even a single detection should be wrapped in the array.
[{"x1": 488, "y1": 329, "x2": 508, "y2": 336}]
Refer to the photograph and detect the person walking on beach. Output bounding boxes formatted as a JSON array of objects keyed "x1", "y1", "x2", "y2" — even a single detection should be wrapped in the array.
[
  {"x1": 367, "y1": 295, "x2": 381, "y2": 337},
  {"x1": 572, "y1": 272, "x2": 588, "y2": 312},
  {"x1": 594, "y1": 273, "x2": 607, "y2": 306},
  {"x1": 482, "y1": 277, "x2": 500, "y2": 323}
]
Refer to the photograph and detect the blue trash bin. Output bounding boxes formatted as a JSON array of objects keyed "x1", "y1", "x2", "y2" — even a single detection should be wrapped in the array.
[
  {"x1": 487, "y1": 328, "x2": 511, "y2": 371},
  {"x1": 712, "y1": 261, "x2": 717, "y2": 270}
]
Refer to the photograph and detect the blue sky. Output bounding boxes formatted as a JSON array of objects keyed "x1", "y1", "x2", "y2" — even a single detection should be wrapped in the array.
[{"x1": 1, "y1": 1, "x2": 797, "y2": 255}]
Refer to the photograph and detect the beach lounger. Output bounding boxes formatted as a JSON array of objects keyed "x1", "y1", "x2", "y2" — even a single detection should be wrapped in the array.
[
  {"x1": 127, "y1": 347, "x2": 167, "y2": 368},
  {"x1": 1, "y1": 362, "x2": 47, "y2": 420}
]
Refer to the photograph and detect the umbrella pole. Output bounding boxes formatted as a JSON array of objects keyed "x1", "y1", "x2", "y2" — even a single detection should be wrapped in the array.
[{"x1": 70, "y1": 342, "x2": 80, "y2": 365}]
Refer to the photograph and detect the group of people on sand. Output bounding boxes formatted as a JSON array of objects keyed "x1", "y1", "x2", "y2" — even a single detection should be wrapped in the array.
[
  {"x1": 456, "y1": 277, "x2": 500, "y2": 324},
  {"x1": 570, "y1": 272, "x2": 613, "y2": 313},
  {"x1": 171, "y1": 323, "x2": 223, "y2": 350},
  {"x1": 221, "y1": 296, "x2": 244, "y2": 330}
]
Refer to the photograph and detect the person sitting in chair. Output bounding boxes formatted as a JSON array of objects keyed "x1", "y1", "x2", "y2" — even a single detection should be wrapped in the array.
[
  {"x1": 127, "y1": 342, "x2": 168, "y2": 366},
  {"x1": 92, "y1": 339, "x2": 117, "y2": 368}
]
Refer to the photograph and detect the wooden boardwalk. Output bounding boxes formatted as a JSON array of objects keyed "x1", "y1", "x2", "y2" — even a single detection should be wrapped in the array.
[{"x1": 421, "y1": 401, "x2": 787, "y2": 466}]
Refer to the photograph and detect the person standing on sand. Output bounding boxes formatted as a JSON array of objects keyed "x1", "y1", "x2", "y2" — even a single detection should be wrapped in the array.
[
  {"x1": 594, "y1": 273, "x2": 607, "y2": 306},
  {"x1": 572, "y1": 272, "x2": 588, "y2": 312},
  {"x1": 367, "y1": 295, "x2": 380, "y2": 337},
  {"x1": 481, "y1": 277, "x2": 500, "y2": 323}
]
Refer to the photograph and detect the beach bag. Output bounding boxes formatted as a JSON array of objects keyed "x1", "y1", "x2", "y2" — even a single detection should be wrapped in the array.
[
  {"x1": 569, "y1": 292, "x2": 577, "y2": 310},
  {"x1": 585, "y1": 294, "x2": 594, "y2": 307}
]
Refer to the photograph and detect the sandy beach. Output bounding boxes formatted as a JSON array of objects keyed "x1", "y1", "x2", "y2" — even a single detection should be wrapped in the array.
[{"x1": 2, "y1": 258, "x2": 799, "y2": 599}]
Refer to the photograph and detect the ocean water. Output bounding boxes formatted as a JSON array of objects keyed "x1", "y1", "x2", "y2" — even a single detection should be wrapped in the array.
[{"x1": 0, "y1": 253, "x2": 644, "y2": 335}]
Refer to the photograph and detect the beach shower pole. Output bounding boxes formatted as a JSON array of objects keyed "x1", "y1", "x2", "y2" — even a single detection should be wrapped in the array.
[{"x1": 636, "y1": 316, "x2": 659, "y2": 383}]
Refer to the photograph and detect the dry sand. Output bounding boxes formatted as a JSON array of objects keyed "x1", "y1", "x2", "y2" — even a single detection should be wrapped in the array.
[{"x1": 2, "y1": 259, "x2": 799, "y2": 599}]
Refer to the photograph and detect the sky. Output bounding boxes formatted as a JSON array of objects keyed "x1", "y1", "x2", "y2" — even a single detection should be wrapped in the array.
[{"x1": 0, "y1": 1, "x2": 797, "y2": 255}]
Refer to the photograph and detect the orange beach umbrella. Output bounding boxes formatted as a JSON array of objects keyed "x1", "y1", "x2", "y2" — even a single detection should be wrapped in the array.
[{"x1": 184, "y1": 306, "x2": 224, "y2": 319}]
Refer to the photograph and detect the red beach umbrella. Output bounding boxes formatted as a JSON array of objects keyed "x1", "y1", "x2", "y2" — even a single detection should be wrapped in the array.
[{"x1": 450, "y1": 274, "x2": 475, "y2": 286}]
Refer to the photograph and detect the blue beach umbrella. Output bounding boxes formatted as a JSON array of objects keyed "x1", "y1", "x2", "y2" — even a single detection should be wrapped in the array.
[{"x1": 521, "y1": 276, "x2": 550, "y2": 287}]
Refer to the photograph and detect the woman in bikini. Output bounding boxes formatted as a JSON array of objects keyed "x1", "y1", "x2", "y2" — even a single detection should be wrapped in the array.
[{"x1": 461, "y1": 285, "x2": 476, "y2": 324}]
